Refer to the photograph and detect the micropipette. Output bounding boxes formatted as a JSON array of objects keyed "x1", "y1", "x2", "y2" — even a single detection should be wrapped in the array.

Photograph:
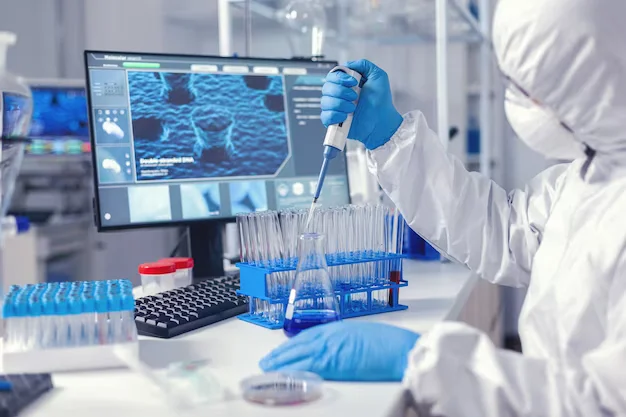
[{"x1": 308, "y1": 66, "x2": 364, "y2": 228}]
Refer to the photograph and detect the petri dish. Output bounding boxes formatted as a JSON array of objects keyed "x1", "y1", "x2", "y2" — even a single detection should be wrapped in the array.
[{"x1": 241, "y1": 371, "x2": 323, "y2": 406}]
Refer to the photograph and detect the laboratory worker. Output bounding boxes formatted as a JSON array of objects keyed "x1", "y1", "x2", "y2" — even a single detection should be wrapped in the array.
[{"x1": 260, "y1": 0, "x2": 626, "y2": 415}]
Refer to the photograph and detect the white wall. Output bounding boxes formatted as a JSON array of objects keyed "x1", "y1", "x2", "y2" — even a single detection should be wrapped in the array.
[
  {"x1": 84, "y1": 0, "x2": 165, "y2": 52},
  {"x1": 0, "y1": 0, "x2": 60, "y2": 78}
]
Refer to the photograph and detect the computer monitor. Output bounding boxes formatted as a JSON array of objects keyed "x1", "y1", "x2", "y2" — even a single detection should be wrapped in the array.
[
  {"x1": 84, "y1": 51, "x2": 351, "y2": 232},
  {"x1": 27, "y1": 79, "x2": 91, "y2": 156}
]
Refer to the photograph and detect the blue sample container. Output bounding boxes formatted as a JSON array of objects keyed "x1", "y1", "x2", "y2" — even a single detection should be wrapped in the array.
[
  {"x1": 403, "y1": 226, "x2": 440, "y2": 261},
  {"x1": 467, "y1": 118, "x2": 481, "y2": 155}
]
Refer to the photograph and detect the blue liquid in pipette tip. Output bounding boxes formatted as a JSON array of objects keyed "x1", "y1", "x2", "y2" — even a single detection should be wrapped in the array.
[{"x1": 283, "y1": 310, "x2": 340, "y2": 338}]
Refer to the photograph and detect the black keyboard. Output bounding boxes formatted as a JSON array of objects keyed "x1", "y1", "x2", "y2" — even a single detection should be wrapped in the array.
[{"x1": 134, "y1": 276, "x2": 249, "y2": 338}]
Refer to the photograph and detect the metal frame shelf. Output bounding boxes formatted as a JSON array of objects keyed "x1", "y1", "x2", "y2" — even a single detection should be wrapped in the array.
[{"x1": 223, "y1": 0, "x2": 486, "y2": 45}]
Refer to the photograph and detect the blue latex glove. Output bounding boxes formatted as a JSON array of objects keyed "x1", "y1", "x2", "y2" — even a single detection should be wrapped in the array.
[
  {"x1": 321, "y1": 59, "x2": 404, "y2": 150},
  {"x1": 259, "y1": 321, "x2": 420, "y2": 382}
]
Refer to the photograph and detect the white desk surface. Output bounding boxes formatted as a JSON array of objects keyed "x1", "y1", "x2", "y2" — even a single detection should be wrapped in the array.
[{"x1": 23, "y1": 261, "x2": 476, "y2": 417}]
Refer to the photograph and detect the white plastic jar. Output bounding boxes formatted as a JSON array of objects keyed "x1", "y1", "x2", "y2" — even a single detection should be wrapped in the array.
[
  {"x1": 159, "y1": 257, "x2": 194, "y2": 288},
  {"x1": 138, "y1": 261, "x2": 176, "y2": 296}
]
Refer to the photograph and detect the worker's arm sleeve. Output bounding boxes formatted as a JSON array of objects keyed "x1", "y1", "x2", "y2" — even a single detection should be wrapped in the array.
[
  {"x1": 403, "y1": 262, "x2": 626, "y2": 417},
  {"x1": 367, "y1": 111, "x2": 567, "y2": 288},
  {"x1": 580, "y1": 250, "x2": 626, "y2": 415}
]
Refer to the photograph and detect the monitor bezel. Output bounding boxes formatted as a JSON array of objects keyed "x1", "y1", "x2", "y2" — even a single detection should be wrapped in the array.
[{"x1": 84, "y1": 50, "x2": 351, "y2": 232}]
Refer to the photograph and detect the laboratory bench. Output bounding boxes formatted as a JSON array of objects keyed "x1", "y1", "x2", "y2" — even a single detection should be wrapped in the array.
[{"x1": 18, "y1": 260, "x2": 478, "y2": 417}]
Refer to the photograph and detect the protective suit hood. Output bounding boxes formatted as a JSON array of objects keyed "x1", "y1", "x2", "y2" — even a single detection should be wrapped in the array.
[{"x1": 493, "y1": 0, "x2": 626, "y2": 163}]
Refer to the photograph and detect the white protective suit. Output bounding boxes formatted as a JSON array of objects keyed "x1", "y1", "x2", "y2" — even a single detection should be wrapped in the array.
[{"x1": 368, "y1": 0, "x2": 626, "y2": 416}]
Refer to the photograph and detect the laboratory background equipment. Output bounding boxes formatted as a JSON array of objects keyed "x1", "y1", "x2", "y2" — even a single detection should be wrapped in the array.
[
  {"x1": 0, "y1": 31, "x2": 31, "y2": 321},
  {"x1": 1, "y1": 216, "x2": 29, "y2": 238},
  {"x1": 0, "y1": 31, "x2": 31, "y2": 243},
  {"x1": 0, "y1": 32, "x2": 32, "y2": 140},
  {"x1": 84, "y1": 51, "x2": 351, "y2": 280},
  {"x1": 276, "y1": 0, "x2": 327, "y2": 58},
  {"x1": 236, "y1": 204, "x2": 406, "y2": 330},
  {"x1": 1, "y1": 279, "x2": 138, "y2": 373},
  {"x1": 134, "y1": 276, "x2": 247, "y2": 338},
  {"x1": 7, "y1": 79, "x2": 93, "y2": 287},
  {"x1": 241, "y1": 371, "x2": 323, "y2": 406},
  {"x1": 25, "y1": 80, "x2": 90, "y2": 156}
]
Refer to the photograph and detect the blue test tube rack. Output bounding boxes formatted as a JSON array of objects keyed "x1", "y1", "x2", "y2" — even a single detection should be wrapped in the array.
[{"x1": 236, "y1": 253, "x2": 408, "y2": 330}]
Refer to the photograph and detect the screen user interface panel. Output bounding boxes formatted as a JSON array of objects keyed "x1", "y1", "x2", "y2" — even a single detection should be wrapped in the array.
[
  {"x1": 85, "y1": 52, "x2": 350, "y2": 229},
  {"x1": 28, "y1": 85, "x2": 91, "y2": 155}
]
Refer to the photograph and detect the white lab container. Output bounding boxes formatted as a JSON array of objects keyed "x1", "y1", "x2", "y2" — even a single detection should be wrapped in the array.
[
  {"x1": 159, "y1": 257, "x2": 194, "y2": 288},
  {"x1": 139, "y1": 261, "x2": 176, "y2": 296}
]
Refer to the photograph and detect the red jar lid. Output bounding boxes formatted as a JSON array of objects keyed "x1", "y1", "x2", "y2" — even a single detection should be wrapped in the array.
[
  {"x1": 159, "y1": 257, "x2": 194, "y2": 269},
  {"x1": 138, "y1": 261, "x2": 176, "y2": 275}
]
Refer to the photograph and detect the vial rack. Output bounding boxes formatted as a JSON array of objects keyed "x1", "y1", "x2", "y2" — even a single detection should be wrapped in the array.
[{"x1": 236, "y1": 253, "x2": 408, "y2": 330}]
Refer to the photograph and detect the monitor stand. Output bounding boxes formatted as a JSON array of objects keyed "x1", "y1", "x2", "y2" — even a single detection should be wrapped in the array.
[{"x1": 189, "y1": 222, "x2": 225, "y2": 280}]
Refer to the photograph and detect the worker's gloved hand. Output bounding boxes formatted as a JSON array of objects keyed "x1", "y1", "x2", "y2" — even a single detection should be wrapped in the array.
[
  {"x1": 321, "y1": 59, "x2": 403, "y2": 150},
  {"x1": 259, "y1": 321, "x2": 420, "y2": 381}
]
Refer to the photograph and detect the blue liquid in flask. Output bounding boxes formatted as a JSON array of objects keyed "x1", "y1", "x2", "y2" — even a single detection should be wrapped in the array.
[
  {"x1": 283, "y1": 309, "x2": 339, "y2": 338},
  {"x1": 284, "y1": 233, "x2": 341, "y2": 338}
]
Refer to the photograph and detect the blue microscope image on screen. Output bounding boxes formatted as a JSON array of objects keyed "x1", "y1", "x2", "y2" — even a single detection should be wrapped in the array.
[
  {"x1": 29, "y1": 87, "x2": 88, "y2": 139},
  {"x1": 128, "y1": 185, "x2": 172, "y2": 223},
  {"x1": 230, "y1": 181, "x2": 268, "y2": 214},
  {"x1": 127, "y1": 71, "x2": 289, "y2": 182},
  {"x1": 180, "y1": 183, "x2": 221, "y2": 220}
]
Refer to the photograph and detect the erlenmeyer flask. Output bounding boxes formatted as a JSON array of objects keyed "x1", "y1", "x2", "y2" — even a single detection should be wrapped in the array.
[{"x1": 283, "y1": 233, "x2": 340, "y2": 338}]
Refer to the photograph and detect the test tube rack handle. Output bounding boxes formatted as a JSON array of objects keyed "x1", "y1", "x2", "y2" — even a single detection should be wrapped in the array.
[{"x1": 236, "y1": 253, "x2": 408, "y2": 330}]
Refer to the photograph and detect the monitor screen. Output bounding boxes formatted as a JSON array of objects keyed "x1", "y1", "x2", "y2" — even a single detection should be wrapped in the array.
[
  {"x1": 27, "y1": 83, "x2": 91, "y2": 155},
  {"x1": 84, "y1": 51, "x2": 351, "y2": 230}
]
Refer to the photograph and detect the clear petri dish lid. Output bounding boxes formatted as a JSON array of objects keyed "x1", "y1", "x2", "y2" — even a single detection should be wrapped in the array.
[{"x1": 241, "y1": 371, "x2": 323, "y2": 406}]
